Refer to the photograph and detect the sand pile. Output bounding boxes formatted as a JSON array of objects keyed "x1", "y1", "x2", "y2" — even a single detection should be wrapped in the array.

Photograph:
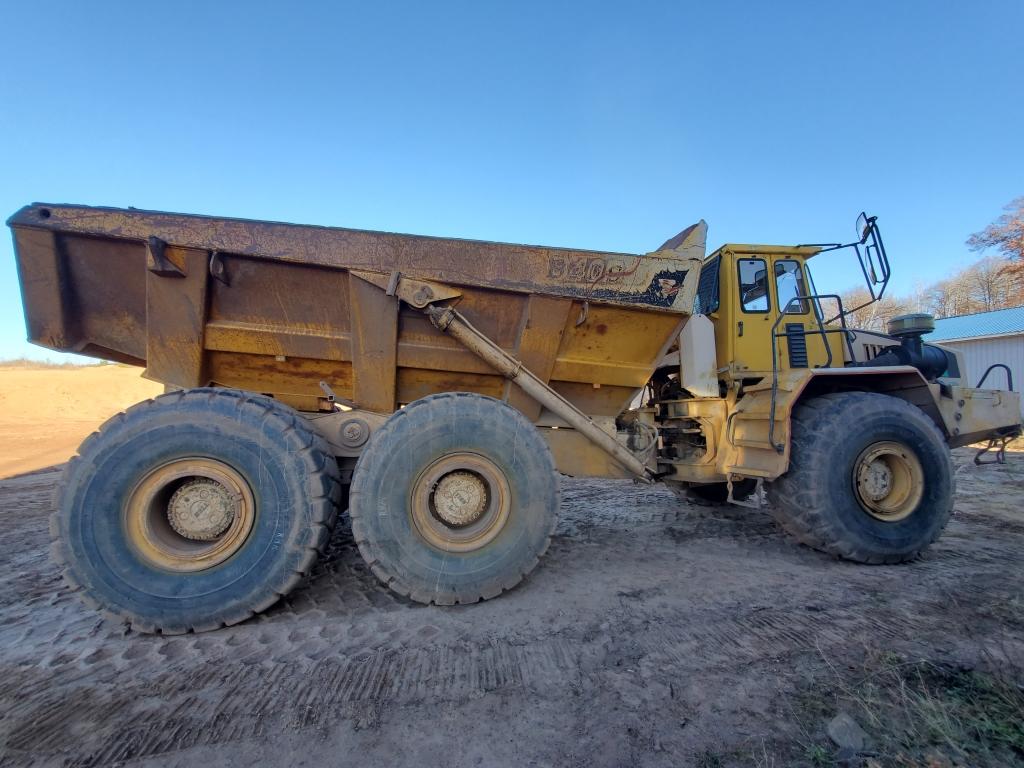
[{"x1": 0, "y1": 363, "x2": 163, "y2": 478}]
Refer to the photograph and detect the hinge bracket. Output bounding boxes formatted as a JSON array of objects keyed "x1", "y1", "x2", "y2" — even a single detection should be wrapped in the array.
[{"x1": 146, "y1": 236, "x2": 185, "y2": 278}]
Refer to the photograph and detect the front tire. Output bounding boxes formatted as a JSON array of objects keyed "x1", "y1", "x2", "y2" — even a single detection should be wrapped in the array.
[
  {"x1": 349, "y1": 392, "x2": 559, "y2": 605},
  {"x1": 766, "y1": 392, "x2": 954, "y2": 563},
  {"x1": 53, "y1": 388, "x2": 341, "y2": 633}
]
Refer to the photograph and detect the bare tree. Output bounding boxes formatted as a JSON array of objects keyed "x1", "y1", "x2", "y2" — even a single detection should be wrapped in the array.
[
  {"x1": 966, "y1": 256, "x2": 1014, "y2": 311},
  {"x1": 921, "y1": 278, "x2": 962, "y2": 318},
  {"x1": 838, "y1": 287, "x2": 910, "y2": 331},
  {"x1": 967, "y1": 197, "x2": 1024, "y2": 305},
  {"x1": 967, "y1": 197, "x2": 1024, "y2": 261},
  {"x1": 842, "y1": 256, "x2": 1015, "y2": 327},
  {"x1": 840, "y1": 259, "x2": 1009, "y2": 327}
]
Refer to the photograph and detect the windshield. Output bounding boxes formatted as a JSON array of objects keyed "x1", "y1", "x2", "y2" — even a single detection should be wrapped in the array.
[{"x1": 774, "y1": 260, "x2": 809, "y2": 314}]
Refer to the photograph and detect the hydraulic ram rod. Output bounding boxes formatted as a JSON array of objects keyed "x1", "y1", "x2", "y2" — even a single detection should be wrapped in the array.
[{"x1": 425, "y1": 305, "x2": 654, "y2": 482}]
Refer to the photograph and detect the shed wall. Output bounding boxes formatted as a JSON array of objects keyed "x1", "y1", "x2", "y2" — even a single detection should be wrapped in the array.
[{"x1": 939, "y1": 334, "x2": 1024, "y2": 417}]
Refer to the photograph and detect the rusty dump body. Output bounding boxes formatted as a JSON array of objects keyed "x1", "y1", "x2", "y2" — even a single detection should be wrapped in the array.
[{"x1": 9, "y1": 203, "x2": 702, "y2": 433}]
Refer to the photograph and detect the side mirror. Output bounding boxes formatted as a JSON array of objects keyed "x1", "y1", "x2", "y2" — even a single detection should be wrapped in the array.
[
  {"x1": 866, "y1": 257, "x2": 878, "y2": 284},
  {"x1": 851, "y1": 211, "x2": 876, "y2": 244},
  {"x1": 854, "y1": 213, "x2": 889, "y2": 291},
  {"x1": 856, "y1": 212, "x2": 873, "y2": 242}
]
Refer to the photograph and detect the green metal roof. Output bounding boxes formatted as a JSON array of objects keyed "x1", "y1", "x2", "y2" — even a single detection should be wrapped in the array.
[{"x1": 924, "y1": 305, "x2": 1024, "y2": 342}]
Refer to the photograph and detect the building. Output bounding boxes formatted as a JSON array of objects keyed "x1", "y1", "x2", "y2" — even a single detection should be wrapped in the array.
[{"x1": 925, "y1": 305, "x2": 1024, "y2": 416}]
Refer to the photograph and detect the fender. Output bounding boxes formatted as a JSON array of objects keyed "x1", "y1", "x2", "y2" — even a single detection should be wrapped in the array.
[{"x1": 722, "y1": 366, "x2": 943, "y2": 481}]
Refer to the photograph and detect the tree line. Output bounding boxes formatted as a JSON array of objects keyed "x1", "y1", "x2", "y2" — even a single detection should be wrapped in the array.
[{"x1": 838, "y1": 197, "x2": 1024, "y2": 331}]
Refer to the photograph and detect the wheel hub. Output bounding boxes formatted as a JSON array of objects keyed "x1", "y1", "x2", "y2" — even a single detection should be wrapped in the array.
[
  {"x1": 432, "y1": 471, "x2": 488, "y2": 527},
  {"x1": 853, "y1": 441, "x2": 924, "y2": 522},
  {"x1": 410, "y1": 453, "x2": 511, "y2": 553},
  {"x1": 860, "y1": 459, "x2": 893, "y2": 502},
  {"x1": 125, "y1": 458, "x2": 256, "y2": 572},
  {"x1": 167, "y1": 478, "x2": 237, "y2": 540}
]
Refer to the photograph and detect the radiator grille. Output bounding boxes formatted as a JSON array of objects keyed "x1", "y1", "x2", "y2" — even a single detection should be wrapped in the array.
[{"x1": 785, "y1": 323, "x2": 808, "y2": 368}]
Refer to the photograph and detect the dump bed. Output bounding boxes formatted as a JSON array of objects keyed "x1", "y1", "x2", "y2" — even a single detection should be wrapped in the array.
[{"x1": 8, "y1": 203, "x2": 704, "y2": 419}]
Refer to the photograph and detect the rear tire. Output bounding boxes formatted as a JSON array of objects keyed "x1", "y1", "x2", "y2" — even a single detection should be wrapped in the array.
[
  {"x1": 766, "y1": 392, "x2": 953, "y2": 563},
  {"x1": 349, "y1": 392, "x2": 559, "y2": 605},
  {"x1": 53, "y1": 388, "x2": 341, "y2": 633}
]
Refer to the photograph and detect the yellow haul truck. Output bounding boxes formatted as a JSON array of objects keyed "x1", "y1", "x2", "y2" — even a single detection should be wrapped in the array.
[{"x1": 8, "y1": 204, "x2": 1021, "y2": 633}]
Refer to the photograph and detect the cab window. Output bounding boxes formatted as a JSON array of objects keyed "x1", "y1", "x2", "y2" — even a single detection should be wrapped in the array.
[
  {"x1": 774, "y1": 259, "x2": 809, "y2": 314},
  {"x1": 694, "y1": 255, "x2": 720, "y2": 314},
  {"x1": 738, "y1": 258, "x2": 769, "y2": 313}
]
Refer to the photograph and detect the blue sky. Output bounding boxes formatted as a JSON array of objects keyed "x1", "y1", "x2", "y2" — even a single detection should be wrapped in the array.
[{"x1": 2, "y1": 1, "x2": 1022, "y2": 361}]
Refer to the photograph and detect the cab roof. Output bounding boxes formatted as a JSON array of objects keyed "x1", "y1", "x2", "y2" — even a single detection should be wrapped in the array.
[{"x1": 708, "y1": 244, "x2": 823, "y2": 258}]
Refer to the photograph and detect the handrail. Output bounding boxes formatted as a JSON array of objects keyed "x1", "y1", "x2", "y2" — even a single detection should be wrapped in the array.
[
  {"x1": 976, "y1": 363, "x2": 1014, "y2": 391},
  {"x1": 766, "y1": 294, "x2": 851, "y2": 452}
]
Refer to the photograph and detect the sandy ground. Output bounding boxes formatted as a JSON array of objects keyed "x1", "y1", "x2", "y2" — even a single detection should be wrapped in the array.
[
  {"x1": 0, "y1": 364, "x2": 163, "y2": 478},
  {"x1": 0, "y1": 459, "x2": 1022, "y2": 765},
  {"x1": 0, "y1": 366, "x2": 1021, "y2": 766}
]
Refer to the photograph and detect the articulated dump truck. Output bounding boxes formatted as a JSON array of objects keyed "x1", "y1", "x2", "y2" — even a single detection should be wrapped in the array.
[{"x1": 8, "y1": 203, "x2": 1021, "y2": 633}]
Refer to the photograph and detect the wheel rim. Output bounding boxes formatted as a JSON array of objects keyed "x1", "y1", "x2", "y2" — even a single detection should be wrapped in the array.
[
  {"x1": 853, "y1": 441, "x2": 924, "y2": 522},
  {"x1": 125, "y1": 458, "x2": 256, "y2": 572},
  {"x1": 411, "y1": 452, "x2": 511, "y2": 553}
]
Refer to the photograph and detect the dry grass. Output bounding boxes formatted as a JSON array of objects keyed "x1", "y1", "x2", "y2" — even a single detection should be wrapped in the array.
[{"x1": 801, "y1": 648, "x2": 1024, "y2": 767}]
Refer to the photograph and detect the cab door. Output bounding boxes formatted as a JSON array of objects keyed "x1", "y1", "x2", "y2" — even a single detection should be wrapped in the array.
[
  {"x1": 722, "y1": 252, "x2": 837, "y2": 376},
  {"x1": 731, "y1": 255, "x2": 775, "y2": 373},
  {"x1": 770, "y1": 257, "x2": 837, "y2": 370}
]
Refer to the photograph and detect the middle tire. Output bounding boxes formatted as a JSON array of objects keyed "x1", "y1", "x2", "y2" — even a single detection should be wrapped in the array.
[{"x1": 349, "y1": 392, "x2": 559, "y2": 605}]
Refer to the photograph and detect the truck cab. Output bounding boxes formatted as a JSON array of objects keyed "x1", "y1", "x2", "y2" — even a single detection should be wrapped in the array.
[
  {"x1": 696, "y1": 244, "x2": 838, "y2": 381},
  {"x1": 652, "y1": 214, "x2": 1020, "y2": 509}
]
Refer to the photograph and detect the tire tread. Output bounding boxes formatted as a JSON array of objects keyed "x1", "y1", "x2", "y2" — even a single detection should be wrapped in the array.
[
  {"x1": 349, "y1": 392, "x2": 559, "y2": 605},
  {"x1": 767, "y1": 391, "x2": 954, "y2": 563},
  {"x1": 51, "y1": 388, "x2": 341, "y2": 633}
]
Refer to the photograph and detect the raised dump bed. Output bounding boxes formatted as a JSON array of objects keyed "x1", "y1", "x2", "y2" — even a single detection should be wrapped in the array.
[{"x1": 9, "y1": 204, "x2": 704, "y2": 420}]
